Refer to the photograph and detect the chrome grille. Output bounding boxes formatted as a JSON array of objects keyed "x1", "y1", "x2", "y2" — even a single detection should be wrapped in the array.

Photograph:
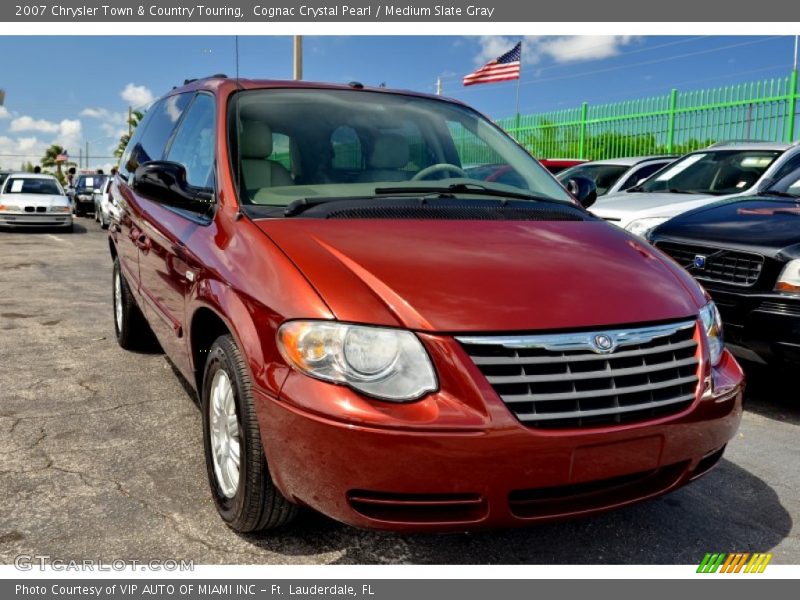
[
  {"x1": 656, "y1": 241, "x2": 763, "y2": 287},
  {"x1": 458, "y1": 320, "x2": 700, "y2": 429}
]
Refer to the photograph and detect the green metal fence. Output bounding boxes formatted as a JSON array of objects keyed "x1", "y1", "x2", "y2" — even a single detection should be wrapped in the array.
[{"x1": 498, "y1": 70, "x2": 799, "y2": 160}]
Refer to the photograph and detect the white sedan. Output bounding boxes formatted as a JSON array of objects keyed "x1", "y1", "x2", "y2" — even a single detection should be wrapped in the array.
[
  {"x1": 93, "y1": 177, "x2": 119, "y2": 229},
  {"x1": 0, "y1": 173, "x2": 73, "y2": 231},
  {"x1": 591, "y1": 141, "x2": 800, "y2": 237}
]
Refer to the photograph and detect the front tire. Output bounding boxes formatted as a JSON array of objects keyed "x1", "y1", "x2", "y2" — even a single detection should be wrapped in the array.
[{"x1": 202, "y1": 334, "x2": 298, "y2": 533}]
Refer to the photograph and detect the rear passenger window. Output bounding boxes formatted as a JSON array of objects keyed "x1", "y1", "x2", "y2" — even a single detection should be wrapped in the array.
[
  {"x1": 166, "y1": 93, "x2": 216, "y2": 189},
  {"x1": 331, "y1": 126, "x2": 362, "y2": 169},
  {"x1": 269, "y1": 133, "x2": 292, "y2": 172},
  {"x1": 120, "y1": 93, "x2": 192, "y2": 179}
]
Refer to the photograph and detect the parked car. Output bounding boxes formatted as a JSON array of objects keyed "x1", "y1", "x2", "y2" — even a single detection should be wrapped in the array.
[
  {"x1": 72, "y1": 173, "x2": 108, "y2": 217},
  {"x1": 592, "y1": 141, "x2": 800, "y2": 237},
  {"x1": 650, "y1": 165, "x2": 800, "y2": 366},
  {"x1": 94, "y1": 177, "x2": 117, "y2": 229},
  {"x1": 557, "y1": 156, "x2": 677, "y2": 196},
  {"x1": 0, "y1": 172, "x2": 72, "y2": 230},
  {"x1": 538, "y1": 158, "x2": 586, "y2": 174},
  {"x1": 110, "y1": 76, "x2": 743, "y2": 534}
]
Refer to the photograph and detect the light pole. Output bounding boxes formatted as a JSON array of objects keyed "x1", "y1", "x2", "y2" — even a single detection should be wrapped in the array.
[{"x1": 293, "y1": 35, "x2": 303, "y2": 81}]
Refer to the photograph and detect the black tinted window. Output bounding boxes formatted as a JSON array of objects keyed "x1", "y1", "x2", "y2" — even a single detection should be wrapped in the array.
[
  {"x1": 619, "y1": 161, "x2": 669, "y2": 191},
  {"x1": 121, "y1": 93, "x2": 192, "y2": 179}
]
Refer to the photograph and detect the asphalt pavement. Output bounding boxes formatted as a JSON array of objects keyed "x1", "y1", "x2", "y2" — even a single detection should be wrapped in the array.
[{"x1": 0, "y1": 220, "x2": 798, "y2": 565}]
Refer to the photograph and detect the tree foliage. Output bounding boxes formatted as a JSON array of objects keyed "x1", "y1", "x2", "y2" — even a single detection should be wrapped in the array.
[{"x1": 115, "y1": 110, "x2": 144, "y2": 159}]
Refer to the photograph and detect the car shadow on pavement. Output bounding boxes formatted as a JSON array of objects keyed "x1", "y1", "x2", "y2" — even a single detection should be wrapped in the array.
[
  {"x1": 239, "y1": 458, "x2": 791, "y2": 564},
  {"x1": 0, "y1": 223, "x2": 88, "y2": 234},
  {"x1": 740, "y1": 362, "x2": 800, "y2": 426}
]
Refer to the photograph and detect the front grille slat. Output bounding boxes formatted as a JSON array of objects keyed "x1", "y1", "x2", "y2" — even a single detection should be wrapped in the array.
[
  {"x1": 656, "y1": 241, "x2": 764, "y2": 287},
  {"x1": 486, "y1": 356, "x2": 698, "y2": 384},
  {"x1": 517, "y1": 393, "x2": 697, "y2": 423},
  {"x1": 501, "y1": 375, "x2": 698, "y2": 403},
  {"x1": 458, "y1": 320, "x2": 700, "y2": 429}
]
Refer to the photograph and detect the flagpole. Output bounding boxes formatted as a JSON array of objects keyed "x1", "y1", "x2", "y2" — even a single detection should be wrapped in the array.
[{"x1": 514, "y1": 41, "x2": 522, "y2": 140}]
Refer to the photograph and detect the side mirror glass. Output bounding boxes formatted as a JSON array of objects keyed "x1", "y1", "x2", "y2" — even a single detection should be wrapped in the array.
[{"x1": 566, "y1": 176, "x2": 598, "y2": 209}]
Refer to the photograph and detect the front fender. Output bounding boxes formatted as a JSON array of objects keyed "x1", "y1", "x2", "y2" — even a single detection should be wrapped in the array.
[{"x1": 187, "y1": 280, "x2": 290, "y2": 399}]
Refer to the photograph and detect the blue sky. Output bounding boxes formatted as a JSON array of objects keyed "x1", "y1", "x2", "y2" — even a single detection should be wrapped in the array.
[{"x1": 0, "y1": 35, "x2": 796, "y2": 171}]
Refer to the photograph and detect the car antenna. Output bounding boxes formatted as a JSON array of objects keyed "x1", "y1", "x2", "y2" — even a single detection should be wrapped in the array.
[{"x1": 233, "y1": 35, "x2": 245, "y2": 222}]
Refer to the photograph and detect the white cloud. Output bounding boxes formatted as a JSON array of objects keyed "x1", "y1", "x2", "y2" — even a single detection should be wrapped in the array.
[
  {"x1": 0, "y1": 106, "x2": 10, "y2": 120},
  {"x1": 120, "y1": 83, "x2": 154, "y2": 108},
  {"x1": 473, "y1": 36, "x2": 637, "y2": 67},
  {"x1": 81, "y1": 107, "x2": 128, "y2": 139},
  {"x1": 10, "y1": 115, "x2": 60, "y2": 134},
  {"x1": 0, "y1": 135, "x2": 47, "y2": 169}
]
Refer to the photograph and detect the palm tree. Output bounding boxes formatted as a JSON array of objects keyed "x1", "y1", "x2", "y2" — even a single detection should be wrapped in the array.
[
  {"x1": 115, "y1": 110, "x2": 144, "y2": 159},
  {"x1": 41, "y1": 145, "x2": 76, "y2": 184}
]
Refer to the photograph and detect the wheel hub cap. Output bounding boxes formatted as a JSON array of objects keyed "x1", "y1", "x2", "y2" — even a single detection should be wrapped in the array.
[{"x1": 209, "y1": 370, "x2": 240, "y2": 498}]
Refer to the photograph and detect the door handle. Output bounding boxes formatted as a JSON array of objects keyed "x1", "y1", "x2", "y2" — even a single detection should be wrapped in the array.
[{"x1": 135, "y1": 233, "x2": 151, "y2": 253}]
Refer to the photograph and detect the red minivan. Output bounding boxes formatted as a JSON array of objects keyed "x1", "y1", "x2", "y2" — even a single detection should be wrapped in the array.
[{"x1": 109, "y1": 76, "x2": 743, "y2": 533}]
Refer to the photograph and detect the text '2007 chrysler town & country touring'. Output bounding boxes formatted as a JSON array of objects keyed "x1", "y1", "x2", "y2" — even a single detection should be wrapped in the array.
[{"x1": 108, "y1": 76, "x2": 744, "y2": 533}]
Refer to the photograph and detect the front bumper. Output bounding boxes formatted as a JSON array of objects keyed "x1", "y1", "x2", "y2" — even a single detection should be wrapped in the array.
[
  {"x1": 707, "y1": 287, "x2": 800, "y2": 364},
  {"x1": 255, "y1": 343, "x2": 743, "y2": 532},
  {"x1": 0, "y1": 213, "x2": 72, "y2": 228}
]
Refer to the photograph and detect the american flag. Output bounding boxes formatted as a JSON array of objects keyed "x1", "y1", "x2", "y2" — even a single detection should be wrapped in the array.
[
  {"x1": 55, "y1": 150, "x2": 69, "y2": 162},
  {"x1": 463, "y1": 42, "x2": 522, "y2": 87}
]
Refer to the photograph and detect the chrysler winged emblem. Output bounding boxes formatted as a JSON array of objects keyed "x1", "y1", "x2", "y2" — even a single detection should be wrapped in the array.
[{"x1": 591, "y1": 334, "x2": 616, "y2": 354}]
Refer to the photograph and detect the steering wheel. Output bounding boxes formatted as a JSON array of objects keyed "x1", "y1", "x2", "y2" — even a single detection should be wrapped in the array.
[{"x1": 411, "y1": 163, "x2": 469, "y2": 181}]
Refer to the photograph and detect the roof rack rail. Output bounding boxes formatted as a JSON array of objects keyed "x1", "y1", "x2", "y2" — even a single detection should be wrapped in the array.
[
  {"x1": 707, "y1": 139, "x2": 772, "y2": 147},
  {"x1": 183, "y1": 73, "x2": 229, "y2": 86}
]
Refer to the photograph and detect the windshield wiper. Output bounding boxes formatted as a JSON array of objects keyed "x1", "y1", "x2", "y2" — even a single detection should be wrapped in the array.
[
  {"x1": 373, "y1": 182, "x2": 566, "y2": 205},
  {"x1": 283, "y1": 183, "x2": 571, "y2": 217}
]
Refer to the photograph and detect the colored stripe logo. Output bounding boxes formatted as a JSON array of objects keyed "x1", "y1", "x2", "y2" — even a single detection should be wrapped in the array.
[{"x1": 697, "y1": 552, "x2": 773, "y2": 573}]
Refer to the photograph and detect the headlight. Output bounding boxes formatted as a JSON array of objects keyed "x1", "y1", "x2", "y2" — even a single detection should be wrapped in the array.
[
  {"x1": 699, "y1": 301, "x2": 724, "y2": 366},
  {"x1": 624, "y1": 217, "x2": 669, "y2": 238},
  {"x1": 775, "y1": 259, "x2": 800, "y2": 294},
  {"x1": 277, "y1": 321, "x2": 437, "y2": 401},
  {"x1": 49, "y1": 205, "x2": 70, "y2": 212}
]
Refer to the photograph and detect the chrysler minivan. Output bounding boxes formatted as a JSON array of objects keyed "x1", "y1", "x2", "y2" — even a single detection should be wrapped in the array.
[{"x1": 109, "y1": 76, "x2": 743, "y2": 533}]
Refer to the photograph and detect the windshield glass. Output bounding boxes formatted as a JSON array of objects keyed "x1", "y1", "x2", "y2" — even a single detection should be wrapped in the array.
[
  {"x1": 557, "y1": 164, "x2": 629, "y2": 195},
  {"x1": 229, "y1": 89, "x2": 573, "y2": 207},
  {"x1": 639, "y1": 149, "x2": 780, "y2": 195},
  {"x1": 3, "y1": 177, "x2": 63, "y2": 195}
]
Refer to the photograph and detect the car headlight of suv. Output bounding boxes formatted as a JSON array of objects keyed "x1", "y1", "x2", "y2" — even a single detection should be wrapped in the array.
[
  {"x1": 775, "y1": 259, "x2": 800, "y2": 294},
  {"x1": 624, "y1": 217, "x2": 669, "y2": 238},
  {"x1": 277, "y1": 321, "x2": 437, "y2": 402},
  {"x1": 699, "y1": 301, "x2": 724, "y2": 366}
]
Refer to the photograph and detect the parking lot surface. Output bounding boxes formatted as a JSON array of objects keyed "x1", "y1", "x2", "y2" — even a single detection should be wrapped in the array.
[{"x1": 1, "y1": 221, "x2": 798, "y2": 565}]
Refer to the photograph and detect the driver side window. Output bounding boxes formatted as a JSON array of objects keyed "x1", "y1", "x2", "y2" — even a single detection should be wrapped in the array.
[{"x1": 166, "y1": 93, "x2": 216, "y2": 190}]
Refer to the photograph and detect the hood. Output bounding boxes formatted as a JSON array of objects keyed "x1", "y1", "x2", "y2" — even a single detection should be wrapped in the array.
[
  {"x1": 0, "y1": 193, "x2": 68, "y2": 208},
  {"x1": 257, "y1": 219, "x2": 704, "y2": 332},
  {"x1": 653, "y1": 196, "x2": 800, "y2": 256},
  {"x1": 591, "y1": 191, "x2": 719, "y2": 223}
]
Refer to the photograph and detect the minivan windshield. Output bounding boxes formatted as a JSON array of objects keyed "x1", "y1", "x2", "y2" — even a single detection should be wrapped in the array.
[
  {"x1": 229, "y1": 88, "x2": 574, "y2": 208},
  {"x1": 638, "y1": 149, "x2": 780, "y2": 195}
]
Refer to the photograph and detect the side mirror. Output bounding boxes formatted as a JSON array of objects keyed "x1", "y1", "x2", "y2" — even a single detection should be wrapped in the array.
[
  {"x1": 566, "y1": 176, "x2": 598, "y2": 209},
  {"x1": 132, "y1": 161, "x2": 212, "y2": 210}
]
